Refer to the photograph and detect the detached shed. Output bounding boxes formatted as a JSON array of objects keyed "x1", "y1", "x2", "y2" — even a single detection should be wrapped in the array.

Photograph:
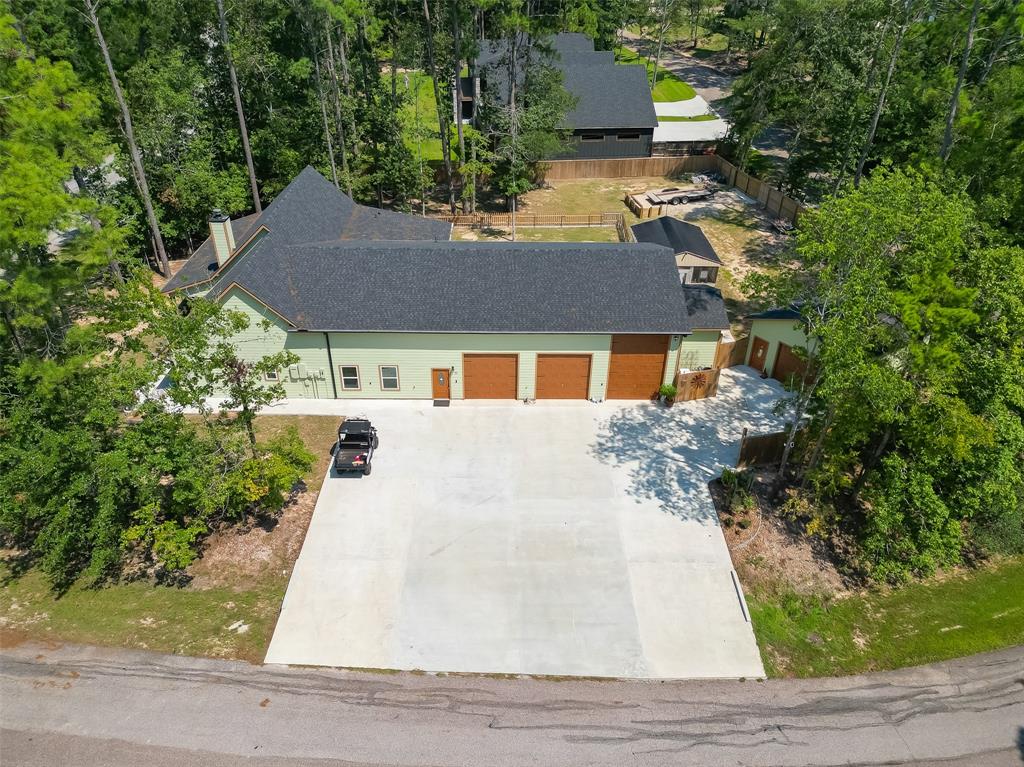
[{"x1": 630, "y1": 217, "x2": 721, "y2": 285}]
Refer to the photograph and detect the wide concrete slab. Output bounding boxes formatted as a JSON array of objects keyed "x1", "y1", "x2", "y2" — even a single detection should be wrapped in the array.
[{"x1": 265, "y1": 367, "x2": 788, "y2": 678}]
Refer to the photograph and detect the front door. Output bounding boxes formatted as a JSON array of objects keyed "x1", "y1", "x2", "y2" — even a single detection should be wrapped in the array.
[
  {"x1": 749, "y1": 336, "x2": 769, "y2": 374},
  {"x1": 431, "y1": 368, "x2": 451, "y2": 399}
]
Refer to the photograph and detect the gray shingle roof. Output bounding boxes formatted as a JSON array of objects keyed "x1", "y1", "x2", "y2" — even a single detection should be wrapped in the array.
[
  {"x1": 163, "y1": 167, "x2": 451, "y2": 292},
  {"x1": 681, "y1": 285, "x2": 729, "y2": 329},
  {"x1": 210, "y1": 240, "x2": 692, "y2": 335},
  {"x1": 630, "y1": 217, "x2": 721, "y2": 263},
  {"x1": 749, "y1": 305, "x2": 802, "y2": 320},
  {"x1": 164, "y1": 213, "x2": 261, "y2": 291},
  {"x1": 476, "y1": 33, "x2": 657, "y2": 131}
]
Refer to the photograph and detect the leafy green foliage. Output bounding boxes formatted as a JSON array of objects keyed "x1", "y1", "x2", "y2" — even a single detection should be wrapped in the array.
[{"x1": 751, "y1": 169, "x2": 1024, "y2": 581}]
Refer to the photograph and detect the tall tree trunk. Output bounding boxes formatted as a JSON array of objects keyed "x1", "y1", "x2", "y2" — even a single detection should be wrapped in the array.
[
  {"x1": 422, "y1": 0, "x2": 457, "y2": 214},
  {"x1": 313, "y1": 54, "x2": 339, "y2": 188},
  {"x1": 323, "y1": 18, "x2": 353, "y2": 197},
  {"x1": 452, "y1": 2, "x2": 468, "y2": 213},
  {"x1": 1, "y1": 306, "x2": 24, "y2": 359},
  {"x1": 777, "y1": 368, "x2": 820, "y2": 476},
  {"x1": 84, "y1": 0, "x2": 169, "y2": 276},
  {"x1": 336, "y1": 30, "x2": 360, "y2": 160},
  {"x1": 939, "y1": 0, "x2": 981, "y2": 164},
  {"x1": 800, "y1": 403, "x2": 836, "y2": 490},
  {"x1": 216, "y1": 0, "x2": 261, "y2": 214},
  {"x1": 850, "y1": 422, "x2": 893, "y2": 504},
  {"x1": 854, "y1": 6, "x2": 910, "y2": 188},
  {"x1": 832, "y1": 15, "x2": 891, "y2": 193}
]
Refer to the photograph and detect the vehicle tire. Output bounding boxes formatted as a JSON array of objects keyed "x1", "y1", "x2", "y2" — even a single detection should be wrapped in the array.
[
  {"x1": 372, "y1": 435, "x2": 379, "y2": 449},
  {"x1": 363, "y1": 465, "x2": 372, "y2": 476},
  {"x1": 671, "y1": 197, "x2": 681, "y2": 205}
]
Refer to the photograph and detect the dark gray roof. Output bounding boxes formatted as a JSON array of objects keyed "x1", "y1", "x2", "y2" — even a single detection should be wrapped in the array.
[
  {"x1": 749, "y1": 305, "x2": 802, "y2": 321},
  {"x1": 630, "y1": 217, "x2": 721, "y2": 263},
  {"x1": 165, "y1": 213, "x2": 261, "y2": 291},
  {"x1": 163, "y1": 167, "x2": 451, "y2": 292},
  {"x1": 209, "y1": 240, "x2": 693, "y2": 335},
  {"x1": 476, "y1": 33, "x2": 657, "y2": 131},
  {"x1": 681, "y1": 285, "x2": 729, "y2": 329}
]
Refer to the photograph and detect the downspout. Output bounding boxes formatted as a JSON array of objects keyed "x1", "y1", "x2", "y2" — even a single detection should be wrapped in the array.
[{"x1": 324, "y1": 332, "x2": 339, "y2": 399}]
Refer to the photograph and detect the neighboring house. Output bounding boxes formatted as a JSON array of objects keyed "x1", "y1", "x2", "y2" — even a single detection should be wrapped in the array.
[
  {"x1": 745, "y1": 305, "x2": 812, "y2": 383},
  {"x1": 163, "y1": 167, "x2": 719, "y2": 401},
  {"x1": 630, "y1": 216, "x2": 721, "y2": 285},
  {"x1": 468, "y1": 32, "x2": 658, "y2": 160}
]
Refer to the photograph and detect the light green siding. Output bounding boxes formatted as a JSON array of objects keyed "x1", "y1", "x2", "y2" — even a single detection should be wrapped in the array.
[
  {"x1": 327, "y1": 332, "x2": 612, "y2": 400},
  {"x1": 677, "y1": 330, "x2": 720, "y2": 370},
  {"x1": 222, "y1": 289, "x2": 333, "y2": 398},
  {"x1": 745, "y1": 318, "x2": 812, "y2": 376},
  {"x1": 663, "y1": 335, "x2": 682, "y2": 386}
]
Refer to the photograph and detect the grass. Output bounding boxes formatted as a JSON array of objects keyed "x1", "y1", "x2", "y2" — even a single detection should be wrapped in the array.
[
  {"x1": 658, "y1": 114, "x2": 718, "y2": 122},
  {"x1": 453, "y1": 226, "x2": 621, "y2": 243},
  {"x1": 0, "y1": 414, "x2": 339, "y2": 662},
  {"x1": 615, "y1": 46, "x2": 697, "y2": 101},
  {"x1": 398, "y1": 70, "x2": 444, "y2": 163},
  {"x1": 748, "y1": 557, "x2": 1024, "y2": 678}
]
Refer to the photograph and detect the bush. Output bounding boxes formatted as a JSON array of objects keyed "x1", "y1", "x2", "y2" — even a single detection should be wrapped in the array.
[{"x1": 658, "y1": 383, "x2": 678, "y2": 399}]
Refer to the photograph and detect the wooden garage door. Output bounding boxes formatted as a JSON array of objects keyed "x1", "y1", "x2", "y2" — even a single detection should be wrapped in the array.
[
  {"x1": 463, "y1": 354, "x2": 518, "y2": 398},
  {"x1": 606, "y1": 334, "x2": 669, "y2": 399},
  {"x1": 772, "y1": 342, "x2": 808, "y2": 386},
  {"x1": 536, "y1": 354, "x2": 591, "y2": 399}
]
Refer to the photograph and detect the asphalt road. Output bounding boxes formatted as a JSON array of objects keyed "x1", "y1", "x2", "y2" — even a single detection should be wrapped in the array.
[{"x1": 2, "y1": 641, "x2": 1022, "y2": 766}]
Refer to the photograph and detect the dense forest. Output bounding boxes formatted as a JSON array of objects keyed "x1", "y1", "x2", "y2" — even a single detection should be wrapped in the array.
[{"x1": 1, "y1": 1, "x2": 1022, "y2": 589}]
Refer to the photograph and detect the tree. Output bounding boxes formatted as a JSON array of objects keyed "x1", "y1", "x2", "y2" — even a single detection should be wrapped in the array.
[
  {"x1": 747, "y1": 168, "x2": 1022, "y2": 581},
  {"x1": 0, "y1": 15, "x2": 123, "y2": 360},
  {"x1": 215, "y1": 0, "x2": 262, "y2": 213},
  {"x1": 82, "y1": 0, "x2": 169, "y2": 276},
  {"x1": 154, "y1": 298, "x2": 298, "y2": 457},
  {"x1": 420, "y1": 0, "x2": 457, "y2": 214}
]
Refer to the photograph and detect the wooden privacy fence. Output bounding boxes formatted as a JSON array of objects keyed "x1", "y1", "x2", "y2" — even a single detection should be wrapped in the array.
[
  {"x1": 673, "y1": 368, "x2": 721, "y2": 402},
  {"x1": 539, "y1": 154, "x2": 718, "y2": 181},
  {"x1": 736, "y1": 425, "x2": 807, "y2": 468},
  {"x1": 715, "y1": 335, "x2": 749, "y2": 369},
  {"x1": 435, "y1": 211, "x2": 622, "y2": 228},
  {"x1": 714, "y1": 156, "x2": 807, "y2": 225}
]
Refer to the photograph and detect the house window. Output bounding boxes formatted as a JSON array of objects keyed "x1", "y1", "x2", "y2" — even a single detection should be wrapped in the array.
[
  {"x1": 698, "y1": 269, "x2": 710, "y2": 281},
  {"x1": 265, "y1": 370, "x2": 279, "y2": 381},
  {"x1": 339, "y1": 365, "x2": 360, "y2": 390},
  {"x1": 379, "y1": 365, "x2": 400, "y2": 391},
  {"x1": 618, "y1": 132, "x2": 641, "y2": 141},
  {"x1": 580, "y1": 133, "x2": 605, "y2": 142}
]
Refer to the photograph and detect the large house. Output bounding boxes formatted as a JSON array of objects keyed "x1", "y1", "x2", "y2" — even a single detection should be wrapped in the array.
[
  {"x1": 467, "y1": 33, "x2": 658, "y2": 160},
  {"x1": 630, "y1": 216, "x2": 722, "y2": 285},
  {"x1": 163, "y1": 167, "x2": 734, "y2": 401}
]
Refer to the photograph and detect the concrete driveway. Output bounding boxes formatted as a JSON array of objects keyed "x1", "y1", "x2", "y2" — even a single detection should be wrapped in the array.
[{"x1": 265, "y1": 367, "x2": 788, "y2": 679}]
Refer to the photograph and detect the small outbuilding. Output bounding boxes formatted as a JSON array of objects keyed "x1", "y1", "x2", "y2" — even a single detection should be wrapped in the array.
[
  {"x1": 630, "y1": 216, "x2": 722, "y2": 285},
  {"x1": 745, "y1": 305, "x2": 812, "y2": 384}
]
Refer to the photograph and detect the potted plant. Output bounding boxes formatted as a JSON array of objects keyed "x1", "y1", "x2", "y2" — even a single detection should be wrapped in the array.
[{"x1": 658, "y1": 383, "x2": 678, "y2": 407}]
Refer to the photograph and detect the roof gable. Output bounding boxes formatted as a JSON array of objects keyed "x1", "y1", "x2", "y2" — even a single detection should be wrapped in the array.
[{"x1": 631, "y1": 217, "x2": 720, "y2": 264}]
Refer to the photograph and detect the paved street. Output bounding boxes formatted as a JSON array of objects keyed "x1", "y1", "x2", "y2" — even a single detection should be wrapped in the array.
[
  {"x1": 1, "y1": 640, "x2": 1021, "y2": 766},
  {"x1": 266, "y1": 368, "x2": 785, "y2": 679}
]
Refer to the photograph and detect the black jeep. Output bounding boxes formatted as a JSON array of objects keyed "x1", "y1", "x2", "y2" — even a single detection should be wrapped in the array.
[{"x1": 332, "y1": 419, "x2": 379, "y2": 475}]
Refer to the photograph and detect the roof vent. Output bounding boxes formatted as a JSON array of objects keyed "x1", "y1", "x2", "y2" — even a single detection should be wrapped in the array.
[{"x1": 208, "y1": 209, "x2": 235, "y2": 267}]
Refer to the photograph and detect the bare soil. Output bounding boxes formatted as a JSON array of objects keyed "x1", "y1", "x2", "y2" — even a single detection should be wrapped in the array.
[{"x1": 710, "y1": 471, "x2": 851, "y2": 599}]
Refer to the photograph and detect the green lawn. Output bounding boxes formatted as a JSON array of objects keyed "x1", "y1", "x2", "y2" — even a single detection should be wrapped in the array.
[
  {"x1": 399, "y1": 70, "x2": 444, "y2": 163},
  {"x1": 748, "y1": 557, "x2": 1024, "y2": 678},
  {"x1": 0, "y1": 415, "x2": 339, "y2": 662},
  {"x1": 658, "y1": 114, "x2": 718, "y2": 122},
  {"x1": 615, "y1": 46, "x2": 697, "y2": 101}
]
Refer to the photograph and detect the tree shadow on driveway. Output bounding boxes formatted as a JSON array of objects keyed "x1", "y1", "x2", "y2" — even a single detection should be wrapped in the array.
[{"x1": 590, "y1": 368, "x2": 789, "y2": 523}]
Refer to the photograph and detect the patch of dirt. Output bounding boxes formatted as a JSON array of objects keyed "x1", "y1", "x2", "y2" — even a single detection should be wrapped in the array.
[
  {"x1": 186, "y1": 485, "x2": 319, "y2": 591},
  {"x1": 710, "y1": 471, "x2": 851, "y2": 599}
]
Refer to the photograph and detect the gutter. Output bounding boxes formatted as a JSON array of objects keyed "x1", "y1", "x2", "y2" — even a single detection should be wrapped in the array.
[{"x1": 323, "y1": 332, "x2": 339, "y2": 399}]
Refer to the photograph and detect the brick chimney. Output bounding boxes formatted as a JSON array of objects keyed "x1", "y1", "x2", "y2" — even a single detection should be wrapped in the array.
[{"x1": 208, "y1": 209, "x2": 235, "y2": 266}]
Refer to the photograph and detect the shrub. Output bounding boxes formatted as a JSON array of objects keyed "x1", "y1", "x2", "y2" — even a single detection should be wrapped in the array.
[{"x1": 658, "y1": 383, "x2": 678, "y2": 399}]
